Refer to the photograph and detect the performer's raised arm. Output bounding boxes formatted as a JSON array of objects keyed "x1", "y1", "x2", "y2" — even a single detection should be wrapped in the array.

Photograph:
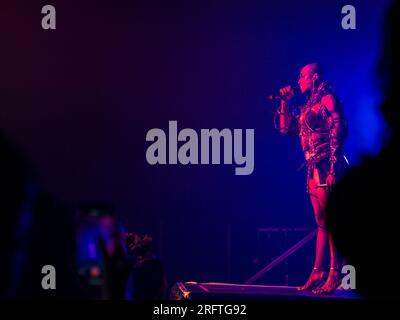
[{"x1": 274, "y1": 85, "x2": 298, "y2": 134}]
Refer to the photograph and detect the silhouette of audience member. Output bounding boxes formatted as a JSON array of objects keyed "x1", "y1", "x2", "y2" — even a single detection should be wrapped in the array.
[
  {"x1": 0, "y1": 131, "x2": 81, "y2": 298},
  {"x1": 0, "y1": 131, "x2": 35, "y2": 298},
  {"x1": 326, "y1": 1, "x2": 400, "y2": 299},
  {"x1": 0, "y1": 132, "x2": 132, "y2": 299}
]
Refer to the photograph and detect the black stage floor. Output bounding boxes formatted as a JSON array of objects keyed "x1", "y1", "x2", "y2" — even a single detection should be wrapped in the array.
[{"x1": 170, "y1": 282, "x2": 360, "y2": 300}]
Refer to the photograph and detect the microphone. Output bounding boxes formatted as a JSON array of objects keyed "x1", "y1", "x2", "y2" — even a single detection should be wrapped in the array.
[{"x1": 267, "y1": 84, "x2": 299, "y2": 101}]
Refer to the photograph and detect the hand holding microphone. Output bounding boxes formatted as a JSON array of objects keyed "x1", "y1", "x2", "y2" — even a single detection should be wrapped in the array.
[{"x1": 267, "y1": 84, "x2": 298, "y2": 101}]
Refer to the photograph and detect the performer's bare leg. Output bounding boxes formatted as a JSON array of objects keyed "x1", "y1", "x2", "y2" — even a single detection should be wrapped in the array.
[
  {"x1": 298, "y1": 175, "x2": 329, "y2": 291},
  {"x1": 311, "y1": 172, "x2": 343, "y2": 294},
  {"x1": 311, "y1": 181, "x2": 330, "y2": 270}
]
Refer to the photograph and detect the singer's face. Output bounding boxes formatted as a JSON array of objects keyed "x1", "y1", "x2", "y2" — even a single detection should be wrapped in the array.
[{"x1": 298, "y1": 66, "x2": 314, "y2": 93}]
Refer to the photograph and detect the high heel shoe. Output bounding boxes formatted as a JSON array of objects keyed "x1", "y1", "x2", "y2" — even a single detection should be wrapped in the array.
[
  {"x1": 312, "y1": 267, "x2": 342, "y2": 294},
  {"x1": 297, "y1": 267, "x2": 327, "y2": 292}
]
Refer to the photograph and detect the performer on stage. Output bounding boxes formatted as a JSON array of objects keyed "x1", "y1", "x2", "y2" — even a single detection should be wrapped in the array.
[{"x1": 274, "y1": 63, "x2": 348, "y2": 294}]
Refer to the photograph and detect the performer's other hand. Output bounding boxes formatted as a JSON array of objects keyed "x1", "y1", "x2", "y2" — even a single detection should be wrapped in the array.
[
  {"x1": 326, "y1": 174, "x2": 336, "y2": 192},
  {"x1": 280, "y1": 86, "x2": 295, "y2": 101}
]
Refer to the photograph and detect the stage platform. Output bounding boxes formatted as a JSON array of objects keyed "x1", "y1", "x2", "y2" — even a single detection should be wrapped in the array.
[{"x1": 170, "y1": 282, "x2": 360, "y2": 300}]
